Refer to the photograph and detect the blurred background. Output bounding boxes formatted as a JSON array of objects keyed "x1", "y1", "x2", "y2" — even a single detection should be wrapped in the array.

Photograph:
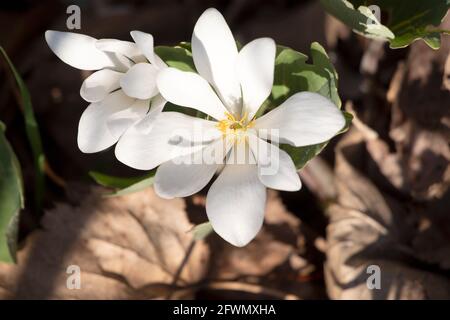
[{"x1": 0, "y1": 0, "x2": 449, "y2": 299}]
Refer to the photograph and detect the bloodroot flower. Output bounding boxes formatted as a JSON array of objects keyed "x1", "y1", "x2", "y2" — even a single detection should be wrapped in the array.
[
  {"x1": 45, "y1": 30, "x2": 166, "y2": 153},
  {"x1": 115, "y1": 8, "x2": 346, "y2": 246}
]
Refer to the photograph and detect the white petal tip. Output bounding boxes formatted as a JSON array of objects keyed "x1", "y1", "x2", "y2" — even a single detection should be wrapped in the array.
[
  {"x1": 153, "y1": 182, "x2": 176, "y2": 200},
  {"x1": 217, "y1": 229, "x2": 257, "y2": 247},
  {"x1": 45, "y1": 30, "x2": 114, "y2": 70}
]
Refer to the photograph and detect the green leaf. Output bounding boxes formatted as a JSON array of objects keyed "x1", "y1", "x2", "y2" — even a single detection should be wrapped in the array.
[
  {"x1": 0, "y1": 121, "x2": 24, "y2": 263},
  {"x1": 320, "y1": 0, "x2": 395, "y2": 41},
  {"x1": 154, "y1": 45, "x2": 196, "y2": 72},
  {"x1": 271, "y1": 42, "x2": 350, "y2": 169},
  {"x1": 192, "y1": 222, "x2": 214, "y2": 240},
  {"x1": 360, "y1": 0, "x2": 450, "y2": 49},
  {"x1": 271, "y1": 43, "x2": 341, "y2": 108},
  {"x1": 103, "y1": 171, "x2": 156, "y2": 197},
  {"x1": 0, "y1": 46, "x2": 45, "y2": 210},
  {"x1": 89, "y1": 171, "x2": 154, "y2": 189},
  {"x1": 321, "y1": 0, "x2": 450, "y2": 49}
]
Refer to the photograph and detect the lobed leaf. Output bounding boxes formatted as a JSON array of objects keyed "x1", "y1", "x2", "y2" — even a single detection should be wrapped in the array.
[{"x1": 271, "y1": 42, "x2": 350, "y2": 169}]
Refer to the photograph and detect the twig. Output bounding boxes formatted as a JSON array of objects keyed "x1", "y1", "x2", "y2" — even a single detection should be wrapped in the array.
[{"x1": 165, "y1": 239, "x2": 196, "y2": 299}]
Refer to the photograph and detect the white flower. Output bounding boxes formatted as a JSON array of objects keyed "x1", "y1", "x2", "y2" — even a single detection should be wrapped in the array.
[
  {"x1": 116, "y1": 8, "x2": 346, "y2": 246},
  {"x1": 45, "y1": 30, "x2": 167, "y2": 153}
]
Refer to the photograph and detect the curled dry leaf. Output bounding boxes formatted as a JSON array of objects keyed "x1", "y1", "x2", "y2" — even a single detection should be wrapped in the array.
[
  {"x1": 325, "y1": 129, "x2": 450, "y2": 299},
  {"x1": 0, "y1": 186, "x2": 209, "y2": 299}
]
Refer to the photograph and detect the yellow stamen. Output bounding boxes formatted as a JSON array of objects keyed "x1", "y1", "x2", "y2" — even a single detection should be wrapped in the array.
[{"x1": 216, "y1": 112, "x2": 255, "y2": 144}]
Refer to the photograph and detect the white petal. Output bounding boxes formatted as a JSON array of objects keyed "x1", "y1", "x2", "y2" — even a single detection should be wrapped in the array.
[
  {"x1": 206, "y1": 159, "x2": 266, "y2": 247},
  {"x1": 156, "y1": 68, "x2": 228, "y2": 120},
  {"x1": 78, "y1": 90, "x2": 135, "y2": 153},
  {"x1": 254, "y1": 92, "x2": 346, "y2": 147},
  {"x1": 120, "y1": 63, "x2": 159, "y2": 99},
  {"x1": 129, "y1": 31, "x2": 167, "y2": 69},
  {"x1": 126, "y1": 94, "x2": 166, "y2": 135},
  {"x1": 45, "y1": 30, "x2": 117, "y2": 70},
  {"x1": 154, "y1": 138, "x2": 229, "y2": 199},
  {"x1": 115, "y1": 112, "x2": 221, "y2": 170},
  {"x1": 130, "y1": 31, "x2": 154, "y2": 64},
  {"x1": 106, "y1": 98, "x2": 150, "y2": 140},
  {"x1": 80, "y1": 69, "x2": 122, "y2": 102},
  {"x1": 248, "y1": 134, "x2": 301, "y2": 191},
  {"x1": 192, "y1": 8, "x2": 241, "y2": 114},
  {"x1": 238, "y1": 38, "x2": 276, "y2": 119},
  {"x1": 95, "y1": 39, "x2": 146, "y2": 63},
  {"x1": 148, "y1": 94, "x2": 166, "y2": 118}
]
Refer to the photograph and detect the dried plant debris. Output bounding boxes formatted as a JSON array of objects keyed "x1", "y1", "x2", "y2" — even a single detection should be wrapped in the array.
[
  {"x1": 325, "y1": 129, "x2": 450, "y2": 299},
  {"x1": 0, "y1": 187, "x2": 209, "y2": 299}
]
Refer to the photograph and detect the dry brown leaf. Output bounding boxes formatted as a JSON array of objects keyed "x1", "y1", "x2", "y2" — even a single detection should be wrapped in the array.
[
  {"x1": 0, "y1": 186, "x2": 209, "y2": 299},
  {"x1": 356, "y1": 38, "x2": 450, "y2": 201},
  {"x1": 325, "y1": 129, "x2": 450, "y2": 300}
]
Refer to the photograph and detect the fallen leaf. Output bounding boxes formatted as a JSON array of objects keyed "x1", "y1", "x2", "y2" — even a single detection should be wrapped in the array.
[
  {"x1": 0, "y1": 186, "x2": 209, "y2": 299},
  {"x1": 325, "y1": 129, "x2": 450, "y2": 299}
]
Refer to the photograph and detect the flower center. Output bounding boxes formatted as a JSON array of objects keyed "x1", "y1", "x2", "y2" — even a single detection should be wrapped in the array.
[
  {"x1": 216, "y1": 112, "x2": 255, "y2": 136},
  {"x1": 216, "y1": 112, "x2": 255, "y2": 143}
]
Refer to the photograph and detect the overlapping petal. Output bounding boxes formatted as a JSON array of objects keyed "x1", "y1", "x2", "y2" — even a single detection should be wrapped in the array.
[
  {"x1": 120, "y1": 63, "x2": 159, "y2": 99},
  {"x1": 157, "y1": 68, "x2": 228, "y2": 120},
  {"x1": 95, "y1": 39, "x2": 145, "y2": 63},
  {"x1": 80, "y1": 69, "x2": 122, "y2": 102},
  {"x1": 154, "y1": 138, "x2": 231, "y2": 199},
  {"x1": 115, "y1": 112, "x2": 222, "y2": 170},
  {"x1": 248, "y1": 134, "x2": 301, "y2": 191},
  {"x1": 106, "y1": 98, "x2": 150, "y2": 140},
  {"x1": 130, "y1": 31, "x2": 167, "y2": 69},
  {"x1": 77, "y1": 90, "x2": 136, "y2": 153}
]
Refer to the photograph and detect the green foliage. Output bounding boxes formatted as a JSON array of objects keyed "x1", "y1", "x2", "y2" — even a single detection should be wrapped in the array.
[
  {"x1": 320, "y1": 0, "x2": 395, "y2": 41},
  {"x1": 0, "y1": 122, "x2": 24, "y2": 263},
  {"x1": 270, "y1": 43, "x2": 351, "y2": 169},
  {"x1": 320, "y1": 0, "x2": 450, "y2": 49},
  {"x1": 0, "y1": 47, "x2": 48, "y2": 263},
  {"x1": 93, "y1": 171, "x2": 156, "y2": 197},
  {"x1": 0, "y1": 47, "x2": 45, "y2": 210},
  {"x1": 154, "y1": 45, "x2": 196, "y2": 72},
  {"x1": 192, "y1": 222, "x2": 214, "y2": 240},
  {"x1": 89, "y1": 171, "x2": 154, "y2": 189},
  {"x1": 106, "y1": 175, "x2": 155, "y2": 197}
]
